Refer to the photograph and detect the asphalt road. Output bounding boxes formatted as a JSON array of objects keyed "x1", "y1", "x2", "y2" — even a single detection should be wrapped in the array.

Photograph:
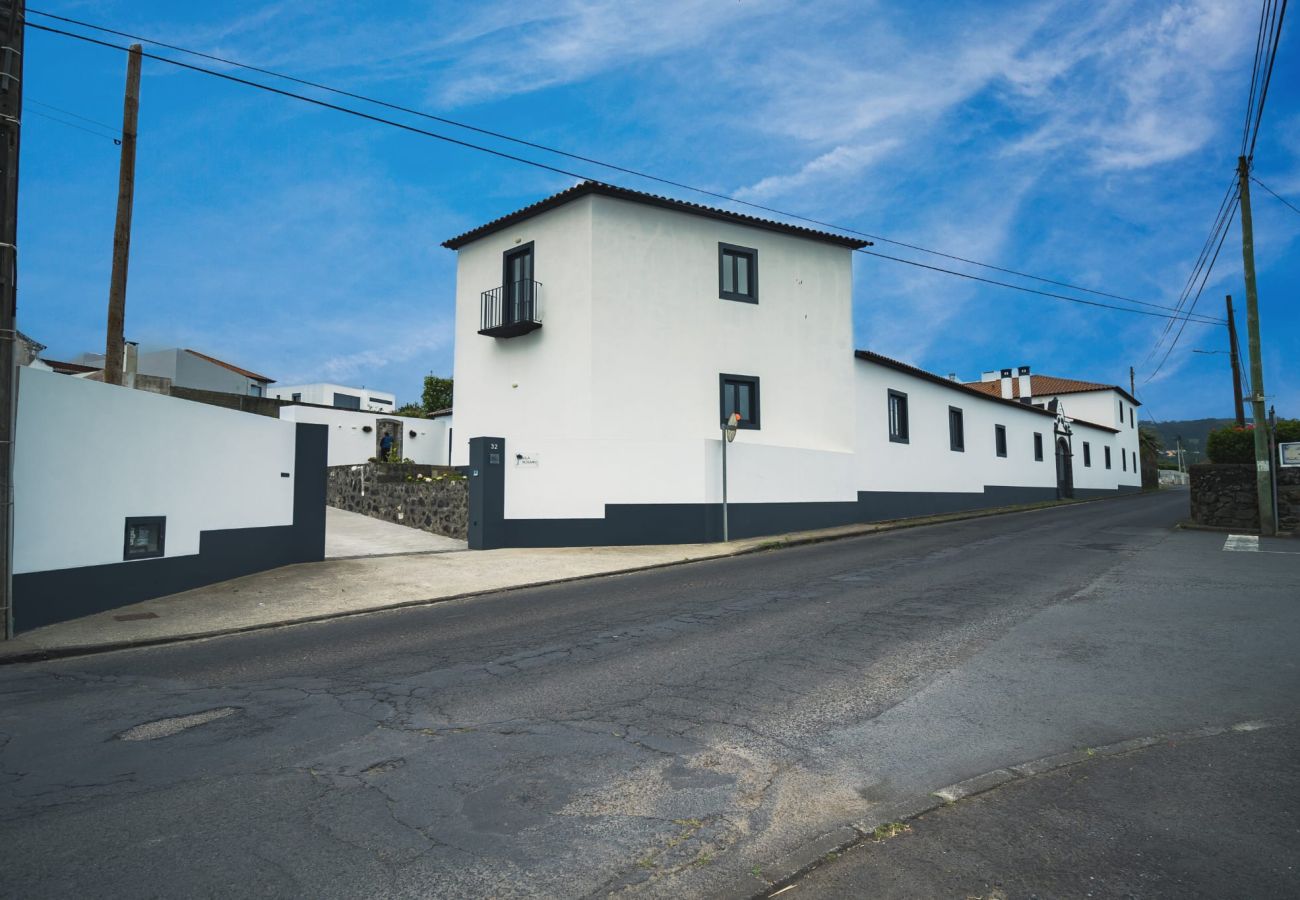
[
  {"x1": 789, "y1": 721, "x2": 1300, "y2": 899},
  {"x1": 1, "y1": 490, "x2": 1296, "y2": 898}
]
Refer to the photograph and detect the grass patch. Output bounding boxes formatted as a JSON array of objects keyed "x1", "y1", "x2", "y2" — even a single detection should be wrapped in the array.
[{"x1": 870, "y1": 821, "x2": 911, "y2": 842}]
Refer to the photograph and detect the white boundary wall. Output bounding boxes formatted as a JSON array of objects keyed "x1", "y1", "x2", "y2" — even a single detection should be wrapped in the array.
[
  {"x1": 279, "y1": 405, "x2": 450, "y2": 467},
  {"x1": 15, "y1": 368, "x2": 297, "y2": 574}
]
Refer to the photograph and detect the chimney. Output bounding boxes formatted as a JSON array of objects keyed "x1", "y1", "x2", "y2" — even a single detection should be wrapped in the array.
[
  {"x1": 1017, "y1": 365, "x2": 1032, "y2": 404},
  {"x1": 948, "y1": 373, "x2": 958, "y2": 382},
  {"x1": 999, "y1": 368, "x2": 1013, "y2": 399},
  {"x1": 980, "y1": 370, "x2": 1000, "y2": 383},
  {"x1": 124, "y1": 340, "x2": 139, "y2": 389}
]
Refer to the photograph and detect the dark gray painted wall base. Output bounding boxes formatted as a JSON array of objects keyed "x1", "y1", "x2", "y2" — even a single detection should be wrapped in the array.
[{"x1": 13, "y1": 423, "x2": 327, "y2": 633}]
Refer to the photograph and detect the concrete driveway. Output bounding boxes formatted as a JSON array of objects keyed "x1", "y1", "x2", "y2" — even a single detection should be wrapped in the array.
[{"x1": 324, "y1": 506, "x2": 466, "y2": 557}]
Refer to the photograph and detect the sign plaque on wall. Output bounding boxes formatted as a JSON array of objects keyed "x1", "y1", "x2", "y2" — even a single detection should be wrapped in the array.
[
  {"x1": 515, "y1": 452, "x2": 540, "y2": 468},
  {"x1": 1280, "y1": 442, "x2": 1300, "y2": 468}
]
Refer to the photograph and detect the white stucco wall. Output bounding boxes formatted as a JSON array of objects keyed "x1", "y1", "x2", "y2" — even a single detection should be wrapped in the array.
[
  {"x1": 15, "y1": 368, "x2": 297, "y2": 574},
  {"x1": 279, "y1": 405, "x2": 448, "y2": 466}
]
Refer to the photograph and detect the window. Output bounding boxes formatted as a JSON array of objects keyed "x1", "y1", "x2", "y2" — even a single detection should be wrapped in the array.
[
  {"x1": 1034, "y1": 432, "x2": 1044, "y2": 461},
  {"x1": 1104, "y1": 446, "x2": 1112, "y2": 469},
  {"x1": 249, "y1": 383, "x2": 263, "y2": 397},
  {"x1": 949, "y1": 407, "x2": 965, "y2": 452},
  {"x1": 1122, "y1": 448, "x2": 1128, "y2": 471},
  {"x1": 718, "y1": 243, "x2": 758, "y2": 303},
  {"x1": 291, "y1": 392, "x2": 302, "y2": 402},
  {"x1": 1083, "y1": 442, "x2": 1092, "y2": 467},
  {"x1": 369, "y1": 397, "x2": 391, "y2": 406},
  {"x1": 1129, "y1": 406, "x2": 1134, "y2": 428},
  {"x1": 995, "y1": 424, "x2": 1007, "y2": 457},
  {"x1": 719, "y1": 374, "x2": 760, "y2": 429},
  {"x1": 124, "y1": 516, "x2": 165, "y2": 561},
  {"x1": 333, "y1": 392, "x2": 361, "y2": 410},
  {"x1": 888, "y1": 390, "x2": 910, "y2": 443}
]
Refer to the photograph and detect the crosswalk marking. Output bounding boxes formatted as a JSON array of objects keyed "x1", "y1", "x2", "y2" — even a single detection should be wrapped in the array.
[{"x1": 1224, "y1": 534, "x2": 1260, "y2": 552}]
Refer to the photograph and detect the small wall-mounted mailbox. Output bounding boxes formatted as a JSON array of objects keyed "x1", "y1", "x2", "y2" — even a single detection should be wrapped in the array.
[{"x1": 123, "y1": 516, "x2": 166, "y2": 561}]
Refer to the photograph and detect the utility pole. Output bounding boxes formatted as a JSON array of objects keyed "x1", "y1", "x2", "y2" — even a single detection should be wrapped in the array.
[
  {"x1": 1237, "y1": 155, "x2": 1276, "y2": 536},
  {"x1": 1129, "y1": 365, "x2": 1135, "y2": 397},
  {"x1": 1225, "y1": 295, "x2": 1245, "y2": 427},
  {"x1": 0, "y1": 0, "x2": 23, "y2": 641},
  {"x1": 104, "y1": 43, "x2": 141, "y2": 386}
]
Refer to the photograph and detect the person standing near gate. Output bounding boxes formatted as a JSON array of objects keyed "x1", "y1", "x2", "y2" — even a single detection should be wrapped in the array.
[{"x1": 380, "y1": 429, "x2": 394, "y2": 461}]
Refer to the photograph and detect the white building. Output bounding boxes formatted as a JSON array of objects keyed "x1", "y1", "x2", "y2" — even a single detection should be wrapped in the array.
[
  {"x1": 73, "y1": 347, "x2": 275, "y2": 396},
  {"x1": 443, "y1": 181, "x2": 1141, "y2": 548},
  {"x1": 279, "y1": 405, "x2": 452, "y2": 467},
  {"x1": 269, "y1": 382, "x2": 396, "y2": 413}
]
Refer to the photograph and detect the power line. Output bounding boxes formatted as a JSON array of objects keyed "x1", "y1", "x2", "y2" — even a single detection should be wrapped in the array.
[
  {"x1": 27, "y1": 9, "x2": 1207, "y2": 321},
  {"x1": 1144, "y1": 192, "x2": 1239, "y2": 383},
  {"x1": 1250, "y1": 175, "x2": 1300, "y2": 217},
  {"x1": 1247, "y1": 0, "x2": 1288, "y2": 160},
  {"x1": 25, "y1": 96, "x2": 122, "y2": 134},
  {"x1": 23, "y1": 107, "x2": 121, "y2": 143},
  {"x1": 854, "y1": 247, "x2": 1223, "y2": 323}
]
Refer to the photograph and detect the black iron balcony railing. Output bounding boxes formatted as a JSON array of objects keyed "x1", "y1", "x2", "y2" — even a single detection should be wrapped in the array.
[{"x1": 479, "y1": 279, "x2": 542, "y2": 338}]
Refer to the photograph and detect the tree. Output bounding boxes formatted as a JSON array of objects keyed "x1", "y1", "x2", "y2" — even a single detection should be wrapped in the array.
[
  {"x1": 422, "y1": 375, "x2": 453, "y2": 413},
  {"x1": 394, "y1": 402, "x2": 424, "y2": 417}
]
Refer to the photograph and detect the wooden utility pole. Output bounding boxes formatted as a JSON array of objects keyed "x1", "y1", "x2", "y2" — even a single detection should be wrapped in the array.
[
  {"x1": 1225, "y1": 294, "x2": 1245, "y2": 427},
  {"x1": 1129, "y1": 366, "x2": 1135, "y2": 397},
  {"x1": 104, "y1": 43, "x2": 141, "y2": 386},
  {"x1": 0, "y1": 0, "x2": 23, "y2": 640},
  {"x1": 1237, "y1": 155, "x2": 1275, "y2": 536}
]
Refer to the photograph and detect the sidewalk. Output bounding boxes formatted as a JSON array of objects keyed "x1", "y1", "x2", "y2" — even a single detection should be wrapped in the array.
[{"x1": 0, "y1": 496, "x2": 1138, "y2": 663}]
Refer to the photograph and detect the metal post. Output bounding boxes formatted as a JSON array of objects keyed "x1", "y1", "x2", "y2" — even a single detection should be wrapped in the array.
[
  {"x1": 0, "y1": 0, "x2": 23, "y2": 640},
  {"x1": 1237, "y1": 155, "x2": 1276, "y2": 536},
  {"x1": 721, "y1": 428, "x2": 728, "y2": 543}
]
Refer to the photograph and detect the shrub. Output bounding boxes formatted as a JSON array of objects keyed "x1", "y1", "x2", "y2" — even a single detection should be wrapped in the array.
[{"x1": 1206, "y1": 418, "x2": 1299, "y2": 463}]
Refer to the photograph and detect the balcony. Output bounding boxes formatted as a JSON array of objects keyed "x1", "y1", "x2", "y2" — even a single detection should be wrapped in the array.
[{"x1": 479, "y1": 279, "x2": 542, "y2": 338}]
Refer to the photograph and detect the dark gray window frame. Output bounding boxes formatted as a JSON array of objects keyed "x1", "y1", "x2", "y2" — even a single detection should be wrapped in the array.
[
  {"x1": 1129, "y1": 406, "x2": 1134, "y2": 428},
  {"x1": 1083, "y1": 442, "x2": 1092, "y2": 467},
  {"x1": 888, "y1": 390, "x2": 910, "y2": 444},
  {"x1": 994, "y1": 424, "x2": 1007, "y2": 457},
  {"x1": 718, "y1": 242, "x2": 759, "y2": 304},
  {"x1": 949, "y1": 406, "x2": 965, "y2": 452},
  {"x1": 1105, "y1": 446, "x2": 1112, "y2": 469},
  {"x1": 333, "y1": 392, "x2": 361, "y2": 410},
  {"x1": 123, "y1": 516, "x2": 166, "y2": 561},
  {"x1": 719, "y1": 373, "x2": 761, "y2": 430},
  {"x1": 1034, "y1": 432, "x2": 1044, "y2": 461},
  {"x1": 1122, "y1": 448, "x2": 1128, "y2": 471}
]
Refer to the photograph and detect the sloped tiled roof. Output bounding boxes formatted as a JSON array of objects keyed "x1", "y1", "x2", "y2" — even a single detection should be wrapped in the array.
[
  {"x1": 38, "y1": 357, "x2": 101, "y2": 375},
  {"x1": 963, "y1": 374, "x2": 1138, "y2": 407},
  {"x1": 441, "y1": 181, "x2": 872, "y2": 250},
  {"x1": 185, "y1": 349, "x2": 275, "y2": 383}
]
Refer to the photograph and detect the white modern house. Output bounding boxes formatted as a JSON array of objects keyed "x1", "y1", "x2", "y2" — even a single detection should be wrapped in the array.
[
  {"x1": 443, "y1": 181, "x2": 1141, "y2": 548},
  {"x1": 279, "y1": 404, "x2": 452, "y2": 466},
  {"x1": 269, "y1": 382, "x2": 396, "y2": 412},
  {"x1": 73, "y1": 346, "x2": 275, "y2": 396}
]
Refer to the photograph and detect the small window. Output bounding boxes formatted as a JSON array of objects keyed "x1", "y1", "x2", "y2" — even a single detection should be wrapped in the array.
[
  {"x1": 888, "y1": 390, "x2": 910, "y2": 443},
  {"x1": 249, "y1": 383, "x2": 263, "y2": 397},
  {"x1": 1122, "y1": 448, "x2": 1128, "y2": 471},
  {"x1": 124, "y1": 516, "x2": 165, "y2": 561},
  {"x1": 291, "y1": 392, "x2": 302, "y2": 402},
  {"x1": 1083, "y1": 442, "x2": 1092, "y2": 467},
  {"x1": 719, "y1": 374, "x2": 760, "y2": 429},
  {"x1": 1105, "y1": 446, "x2": 1112, "y2": 469},
  {"x1": 995, "y1": 424, "x2": 1007, "y2": 457},
  {"x1": 1034, "y1": 432, "x2": 1043, "y2": 461},
  {"x1": 369, "y1": 397, "x2": 391, "y2": 405},
  {"x1": 1129, "y1": 407, "x2": 1134, "y2": 428},
  {"x1": 333, "y1": 392, "x2": 361, "y2": 410},
  {"x1": 949, "y1": 407, "x2": 965, "y2": 452},
  {"x1": 718, "y1": 243, "x2": 758, "y2": 303}
]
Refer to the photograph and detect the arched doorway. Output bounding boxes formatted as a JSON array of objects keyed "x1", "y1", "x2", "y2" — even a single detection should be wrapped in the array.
[{"x1": 1055, "y1": 436, "x2": 1074, "y2": 499}]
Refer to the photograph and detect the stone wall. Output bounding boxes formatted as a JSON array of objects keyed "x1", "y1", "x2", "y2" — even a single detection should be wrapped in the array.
[
  {"x1": 326, "y1": 463, "x2": 468, "y2": 540},
  {"x1": 1190, "y1": 463, "x2": 1300, "y2": 533}
]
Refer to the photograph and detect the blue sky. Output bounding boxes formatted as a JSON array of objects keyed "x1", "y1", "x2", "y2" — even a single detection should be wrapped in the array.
[{"x1": 18, "y1": 0, "x2": 1300, "y2": 421}]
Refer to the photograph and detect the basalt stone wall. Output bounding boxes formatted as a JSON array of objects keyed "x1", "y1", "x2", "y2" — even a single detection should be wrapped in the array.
[
  {"x1": 327, "y1": 464, "x2": 468, "y2": 540},
  {"x1": 1190, "y1": 463, "x2": 1300, "y2": 532}
]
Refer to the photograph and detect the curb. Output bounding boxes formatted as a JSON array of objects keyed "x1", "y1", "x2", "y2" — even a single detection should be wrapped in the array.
[
  {"x1": 728, "y1": 717, "x2": 1289, "y2": 900},
  {"x1": 0, "y1": 490, "x2": 1157, "y2": 666}
]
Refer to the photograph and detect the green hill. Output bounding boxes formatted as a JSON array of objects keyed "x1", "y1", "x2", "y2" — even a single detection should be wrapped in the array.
[{"x1": 1143, "y1": 418, "x2": 1235, "y2": 465}]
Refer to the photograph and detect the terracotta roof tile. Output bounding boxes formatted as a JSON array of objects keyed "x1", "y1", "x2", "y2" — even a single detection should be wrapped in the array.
[{"x1": 962, "y1": 374, "x2": 1138, "y2": 407}]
